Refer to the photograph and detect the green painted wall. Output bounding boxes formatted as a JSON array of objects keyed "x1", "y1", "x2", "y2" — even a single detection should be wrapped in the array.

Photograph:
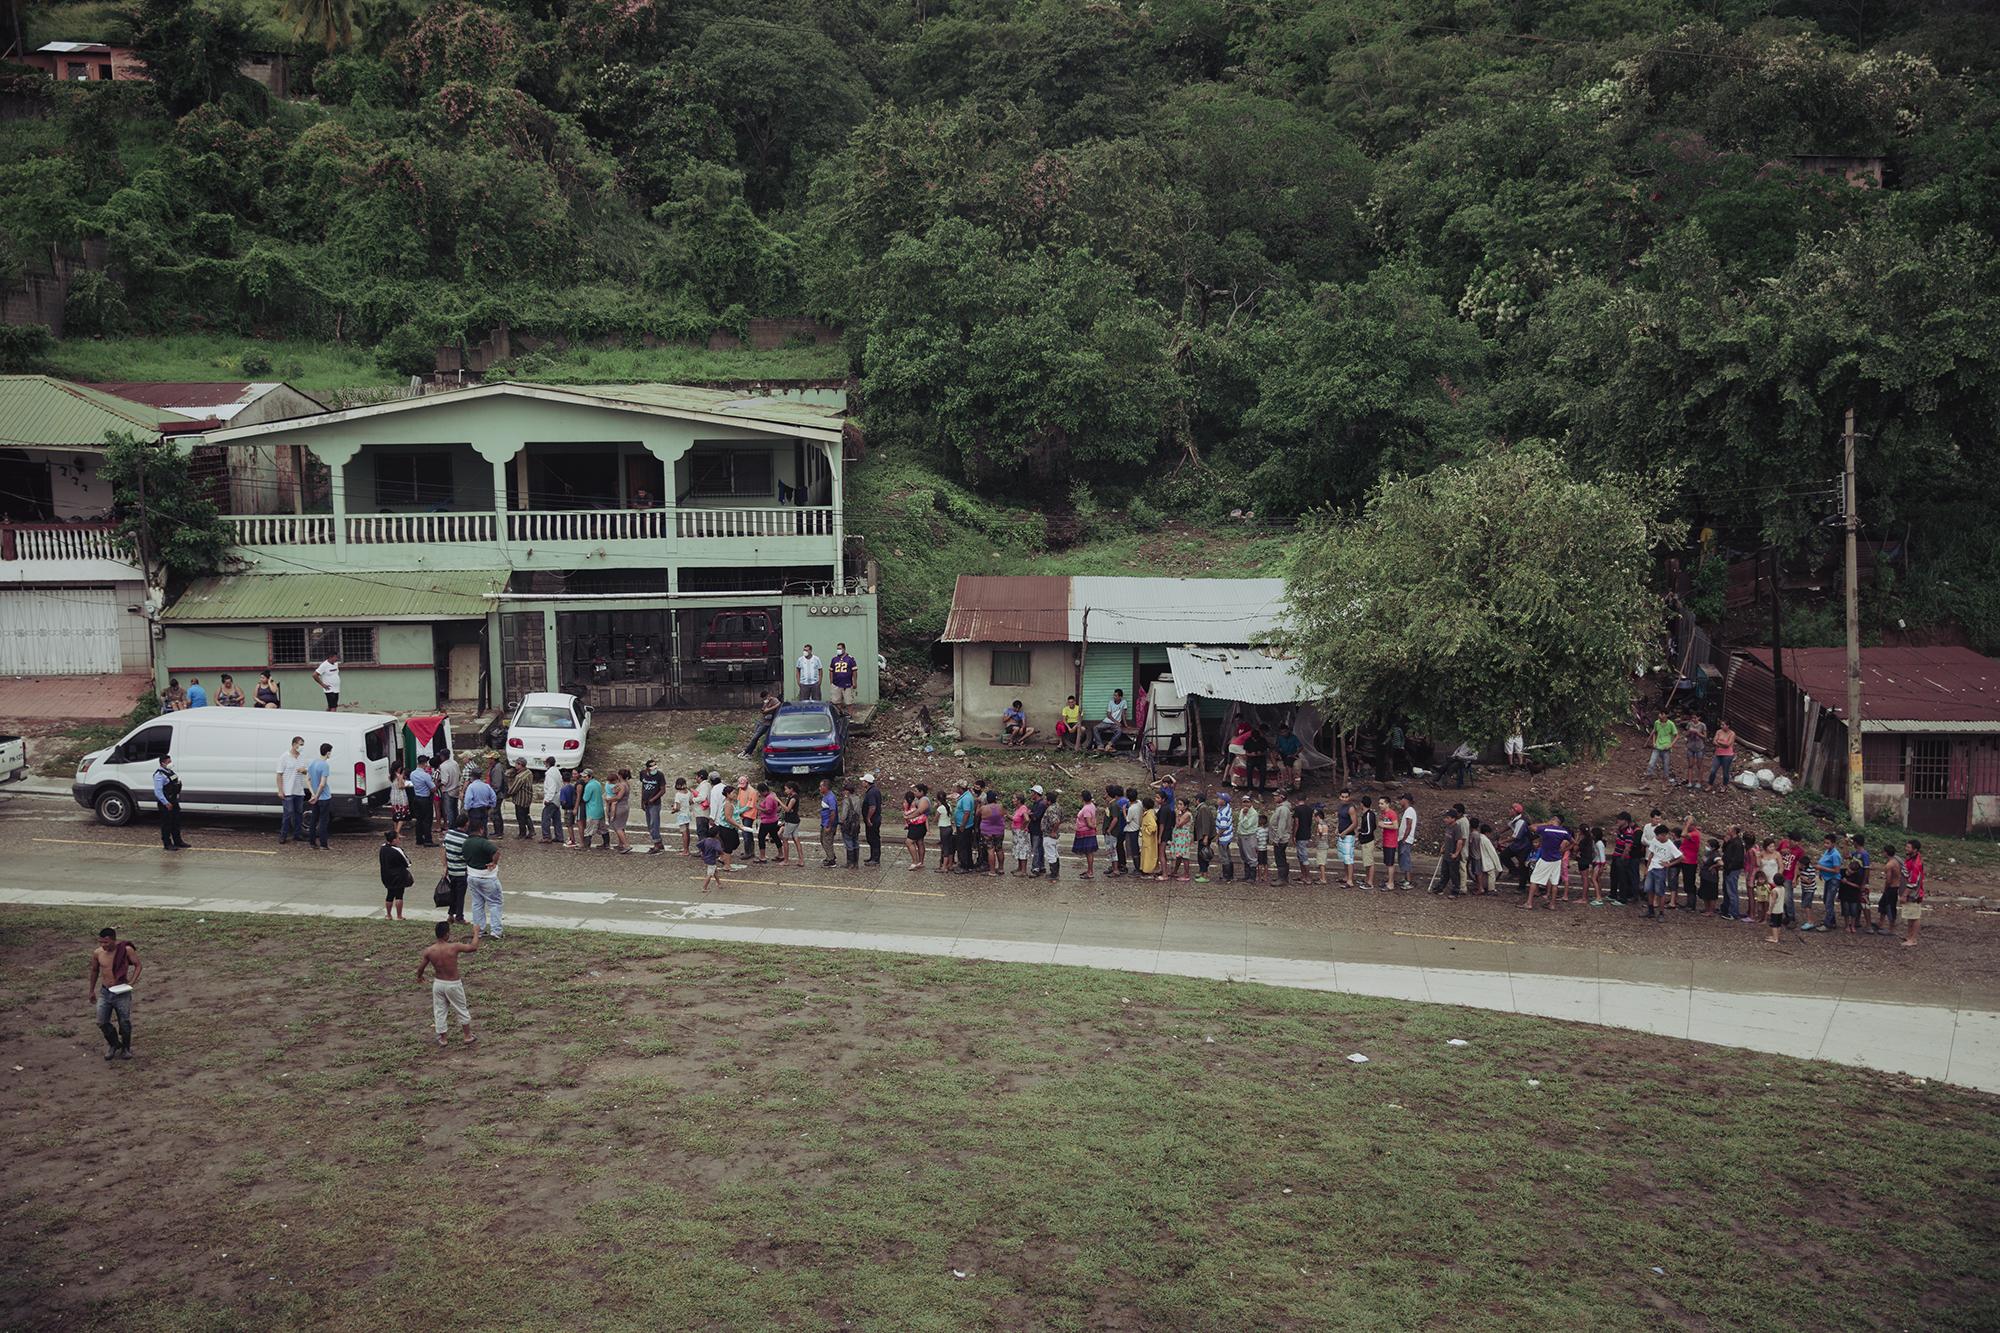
[
  {"x1": 781, "y1": 593, "x2": 878, "y2": 705},
  {"x1": 158, "y1": 622, "x2": 439, "y2": 714},
  {"x1": 346, "y1": 443, "x2": 492, "y2": 514}
]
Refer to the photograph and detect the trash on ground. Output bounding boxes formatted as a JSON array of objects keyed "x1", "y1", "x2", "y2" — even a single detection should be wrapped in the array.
[{"x1": 1347, "y1": 1053, "x2": 1370, "y2": 1064}]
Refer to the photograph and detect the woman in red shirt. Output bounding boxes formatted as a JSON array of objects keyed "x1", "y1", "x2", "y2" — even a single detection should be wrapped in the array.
[{"x1": 1677, "y1": 821, "x2": 1702, "y2": 909}]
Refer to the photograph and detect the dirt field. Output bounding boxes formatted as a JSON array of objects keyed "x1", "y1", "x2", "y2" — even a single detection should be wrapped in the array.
[{"x1": 2, "y1": 907, "x2": 1995, "y2": 1330}]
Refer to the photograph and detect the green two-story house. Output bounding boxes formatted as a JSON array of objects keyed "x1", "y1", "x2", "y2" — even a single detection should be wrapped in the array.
[{"x1": 161, "y1": 381, "x2": 876, "y2": 714}]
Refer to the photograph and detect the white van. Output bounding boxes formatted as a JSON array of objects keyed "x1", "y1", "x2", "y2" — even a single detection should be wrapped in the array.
[{"x1": 73, "y1": 707, "x2": 399, "y2": 827}]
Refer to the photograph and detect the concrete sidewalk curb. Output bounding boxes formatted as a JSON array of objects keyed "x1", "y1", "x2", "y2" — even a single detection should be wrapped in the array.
[{"x1": 0, "y1": 885, "x2": 1993, "y2": 1093}]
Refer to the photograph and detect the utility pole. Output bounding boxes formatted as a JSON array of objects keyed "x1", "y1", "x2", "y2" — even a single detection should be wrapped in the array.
[
  {"x1": 1768, "y1": 544, "x2": 1787, "y2": 767},
  {"x1": 1842, "y1": 408, "x2": 1864, "y2": 824}
]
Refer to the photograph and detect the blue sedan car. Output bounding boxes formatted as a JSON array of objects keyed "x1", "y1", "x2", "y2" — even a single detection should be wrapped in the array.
[{"x1": 760, "y1": 701, "x2": 846, "y2": 779}]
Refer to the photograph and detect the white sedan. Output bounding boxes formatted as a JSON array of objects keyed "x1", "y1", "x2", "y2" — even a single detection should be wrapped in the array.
[{"x1": 506, "y1": 692, "x2": 591, "y2": 765}]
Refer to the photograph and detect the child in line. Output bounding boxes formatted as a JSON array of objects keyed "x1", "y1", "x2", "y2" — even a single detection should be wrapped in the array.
[
  {"x1": 697, "y1": 831, "x2": 722, "y2": 893},
  {"x1": 671, "y1": 777, "x2": 693, "y2": 854},
  {"x1": 1761, "y1": 871, "x2": 1787, "y2": 944},
  {"x1": 558, "y1": 770, "x2": 579, "y2": 849}
]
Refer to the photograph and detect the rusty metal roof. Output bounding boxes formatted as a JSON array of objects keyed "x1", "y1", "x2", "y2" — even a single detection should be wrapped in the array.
[
  {"x1": 941, "y1": 575, "x2": 1070, "y2": 643},
  {"x1": 1737, "y1": 646, "x2": 2000, "y2": 729}
]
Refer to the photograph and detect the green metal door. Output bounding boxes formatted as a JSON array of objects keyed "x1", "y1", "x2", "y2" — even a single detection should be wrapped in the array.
[{"x1": 1081, "y1": 645, "x2": 1136, "y2": 720}]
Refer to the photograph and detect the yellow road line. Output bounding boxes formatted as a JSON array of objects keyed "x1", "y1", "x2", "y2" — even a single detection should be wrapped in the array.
[
  {"x1": 752, "y1": 877, "x2": 946, "y2": 899},
  {"x1": 33, "y1": 837, "x2": 277, "y2": 857}
]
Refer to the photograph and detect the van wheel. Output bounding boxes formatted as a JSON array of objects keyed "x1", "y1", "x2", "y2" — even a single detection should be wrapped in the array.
[{"x1": 94, "y1": 788, "x2": 134, "y2": 827}]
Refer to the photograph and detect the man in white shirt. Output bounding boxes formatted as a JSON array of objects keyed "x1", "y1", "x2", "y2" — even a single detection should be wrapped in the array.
[
  {"x1": 275, "y1": 735, "x2": 307, "y2": 844},
  {"x1": 538, "y1": 758, "x2": 563, "y2": 843},
  {"x1": 795, "y1": 644, "x2": 822, "y2": 701},
  {"x1": 313, "y1": 650, "x2": 342, "y2": 710},
  {"x1": 437, "y1": 752, "x2": 461, "y2": 830},
  {"x1": 1092, "y1": 689, "x2": 1129, "y2": 751},
  {"x1": 1395, "y1": 795, "x2": 1418, "y2": 890},
  {"x1": 1644, "y1": 826, "x2": 1682, "y2": 919}
]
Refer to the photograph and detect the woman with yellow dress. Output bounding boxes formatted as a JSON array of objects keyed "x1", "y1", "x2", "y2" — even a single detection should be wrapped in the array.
[{"x1": 1138, "y1": 796, "x2": 1162, "y2": 877}]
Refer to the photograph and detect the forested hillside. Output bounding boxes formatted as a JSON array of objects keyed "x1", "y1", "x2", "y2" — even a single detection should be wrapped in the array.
[{"x1": 4, "y1": 0, "x2": 1998, "y2": 642}]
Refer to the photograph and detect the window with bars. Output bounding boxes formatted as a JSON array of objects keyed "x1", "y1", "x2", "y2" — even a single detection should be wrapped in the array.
[
  {"x1": 687, "y1": 448, "x2": 774, "y2": 498},
  {"x1": 1907, "y1": 737, "x2": 1951, "y2": 800},
  {"x1": 990, "y1": 649, "x2": 1031, "y2": 686},
  {"x1": 270, "y1": 625, "x2": 377, "y2": 665}
]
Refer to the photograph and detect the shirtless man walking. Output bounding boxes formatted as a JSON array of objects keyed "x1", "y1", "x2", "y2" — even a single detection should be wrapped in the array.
[
  {"x1": 415, "y1": 920, "x2": 479, "y2": 1048},
  {"x1": 87, "y1": 927, "x2": 141, "y2": 1060}
]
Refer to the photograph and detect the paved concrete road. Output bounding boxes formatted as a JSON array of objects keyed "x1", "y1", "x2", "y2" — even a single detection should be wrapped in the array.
[{"x1": 5, "y1": 792, "x2": 1995, "y2": 1091}]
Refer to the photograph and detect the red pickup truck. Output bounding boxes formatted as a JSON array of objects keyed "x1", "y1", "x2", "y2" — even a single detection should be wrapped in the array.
[{"x1": 698, "y1": 610, "x2": 777, "y2": 682}]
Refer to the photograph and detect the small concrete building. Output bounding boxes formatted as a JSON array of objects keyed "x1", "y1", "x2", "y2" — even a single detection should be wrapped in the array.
[
  {"x1": 942, "y1": 575, "x2": 1288, "y2": 738},
  {"x1": 1726, "y1": 646, "x2": 2000, "y2": 834}
]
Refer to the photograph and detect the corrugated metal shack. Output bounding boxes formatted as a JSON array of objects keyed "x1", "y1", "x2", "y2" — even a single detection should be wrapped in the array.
[{"x1": 1725, "y1": 646, "x2": 2000, "y2": 833}]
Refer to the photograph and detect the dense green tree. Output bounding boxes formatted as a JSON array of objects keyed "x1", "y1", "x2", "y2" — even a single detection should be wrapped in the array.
[
  {"x1": 97, "y1": 431, "x2": 233, "y2": 587},
  {"x1": 126, "y1": 0, "x2": 263, "y2": 117},
  {"x1": 1280, "y1": 443, "x2": 1676, "y2": 750},
  {"x1": 282, "y1": 0, "x2": 355, "y2": 52},
  {"x1": 859, "y1": 219, "x2": 1177, "y2": 484},
  {"x1": 687, "y1": 18, "x2": 870, "y2": 209},
  {"x1": 1238, "y1": 264, "x2": 1491, "y2": 512}
]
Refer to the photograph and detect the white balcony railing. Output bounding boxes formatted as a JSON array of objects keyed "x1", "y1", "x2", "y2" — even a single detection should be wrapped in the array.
[
  {"x1": 223, "y1": 514, "x2": 335, "y2": 546},
  {"x1": 1, "y1": 522, "x2": 136, "y2": 563},
  {"x1": 677, "y1": 507, "x2": 835, "y2": 539},
  {"x1": 508, "y1": 508, "x2": 670, "y2": 543},
  {"x1": 347, "y1": 512, "x2": 496, "y2": 544}
]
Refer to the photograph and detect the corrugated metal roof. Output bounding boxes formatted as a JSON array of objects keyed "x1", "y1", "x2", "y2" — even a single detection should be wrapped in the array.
[
  {"x1": 559, "y1": 383, "x2": 847, "y2": 432},
  {"x1": 200, "y1": 381, "x2": 846, "y2": 445},
  {"x1": 161, "y1": 572, "x2": 499, "y2": 622},
  {"x1": 0, "y1": 375, "x2": 171, "y2": 448},
  {"x1": 941, "y1": 575, "x2": 1069, "y2": 643},
  {"x1": 1070, "y1": 577, "x2": 1288, "y2": 645},
  {"x1": 1737, "y1": 646, "x2": 2000, "y2": 727},
  {"x1": 1165, "y1": 646, "x2": 1321, "y2": 704},
  {"x1": 89, "y1": 381, "x2": 255, "y2": 406},
  {"x1": 943, "y1": 575, "x2": 1294, "y2": 646}
]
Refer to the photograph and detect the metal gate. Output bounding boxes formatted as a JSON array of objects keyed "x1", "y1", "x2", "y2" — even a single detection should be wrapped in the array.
[
  {"x1": 0, "y1": 587, "x2": 121, "y2": 674},
  {"x1": 1906, "y1": 736, "x2": 1969, "y2": 835}
]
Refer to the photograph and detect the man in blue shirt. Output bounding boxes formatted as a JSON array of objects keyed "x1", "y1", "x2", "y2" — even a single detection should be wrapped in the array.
[
  {"x1": 410, "y1": 756, "x2": 438, "y2": 845},
  {"x1": 818, "y1": 778, "x2": 838, "y2": 867},
  {"x1": 955, "y1": 782, "x2": 977, "y2": 872},
  {"x1": 1808, "y1": 835, "x2": 1844, "y2": 931},
  {"x1": 153, "y1": 753, "x2": 187, "y2": 850},
  {"x1": 1000, "y1": 700, "x2": 1036, "y2": 745},
  {"x1": 184, "y1": 677, "x2": 208, "y2": 708},
  {"x1": 305, "y1": 742, "x2": 334, "y2": 850},
  {"x1": 463, "y1": 769, "x2": 497, "y2": 835}
]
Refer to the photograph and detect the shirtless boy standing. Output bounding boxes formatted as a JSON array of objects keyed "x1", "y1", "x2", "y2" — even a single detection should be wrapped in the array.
[
  {"x1": 415, "y1": 920, "x2": 479, "y2": 1048},
  {"x1": 87, "y1": 927, "x2": 141, "y2": 1060}
]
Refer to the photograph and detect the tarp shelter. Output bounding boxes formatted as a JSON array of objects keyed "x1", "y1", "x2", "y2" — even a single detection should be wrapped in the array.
[{"x1": 1164, "y1": 647, "x2": 1334, "y2": 776}]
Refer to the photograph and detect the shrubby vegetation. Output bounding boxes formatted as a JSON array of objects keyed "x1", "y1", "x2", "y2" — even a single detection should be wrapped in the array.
[{"x1": 4, "y1": 0, "x2": 1999, "y2": 643}]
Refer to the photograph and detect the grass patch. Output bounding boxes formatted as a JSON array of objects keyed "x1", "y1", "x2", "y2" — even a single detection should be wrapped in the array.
[
  {"x1": 692, "y1": 724, "x2": 743, "y2": 749},
  {"x1": 506, "y1": 342, "x2": 847, "y2": 384},
  {"x1": 849, "y1": 448, "x2": 1293, "y2": 659},
  {"x1": 29, "y1": 723, "x2": 123, "y2": 778},
  {"x1": 2, "y1": 905, "x2": 1993, "y2": 1330},
  {"x1": 47, "y1": 335, "x2": 397, "y2": 393},
  {"x1": 1768, "y1": 789, "x2": 2000, "y2": 871}
]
